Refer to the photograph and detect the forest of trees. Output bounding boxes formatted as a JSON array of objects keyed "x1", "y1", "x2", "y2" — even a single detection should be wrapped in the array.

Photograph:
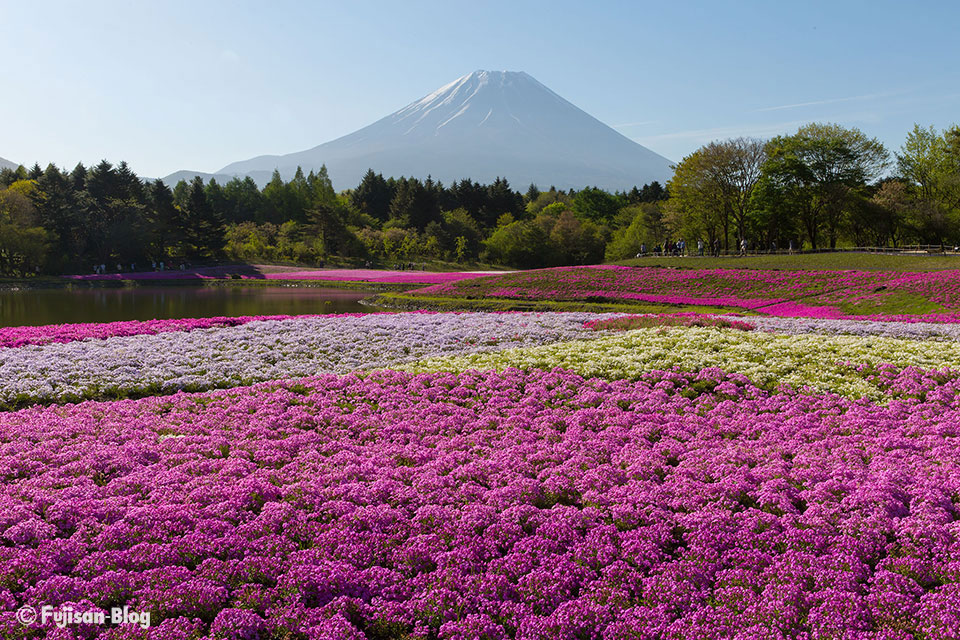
[
  {"x1": 658, "y1": 123, "x2": 960, "y2": 255},
  {"x1": 0, "y1": 121, "x2": 957, "y2": 277},
  {"x1": 0, "y1": 160, "x2": 663, "y2": 276}
]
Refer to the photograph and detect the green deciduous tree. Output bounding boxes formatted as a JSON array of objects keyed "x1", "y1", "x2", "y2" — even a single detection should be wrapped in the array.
[
  {"x1": 605, "y1": 204, "x2": 663, "y2": 260},
  {"x1": 896, "y1": 124, "x2": 960, "y2": 245},
  {"x1": 571, "y1": 186, "x2": 625, "y2": 223},
  {"x1": 760, "y1": 123, "x2": 888, "y2": 249},
  {"x1": 665, "y1": 150, "x2": 726, "y2": 248},
  {"x1": 665, "y1": 137, "x2": 766, "y2": 251},
  {"x1": 483, "y1": 219, "x2": 551, "y2": 268},
  {"x1": 547, "y1": 210, "x2": 607, "y2": 264},
  {"x1": 0, "y1": 184, "x2": 51, "y2": 275}
]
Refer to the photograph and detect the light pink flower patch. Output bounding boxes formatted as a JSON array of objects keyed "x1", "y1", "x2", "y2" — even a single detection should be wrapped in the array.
[
  {"x1": 0, "y1": 312, "x2": 447, "y2": 349},
  {"x1": 0, "y1": 314, "x2": 309, "y2": 348}
]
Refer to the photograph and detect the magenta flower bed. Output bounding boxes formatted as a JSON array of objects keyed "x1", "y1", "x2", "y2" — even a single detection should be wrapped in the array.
[
  {"x1": 2, "y1": 368, "x2": 959, "y2": 638},
  {"x1": 64, "y1": 268, "x2": 491, "y2": 285},
  {"x1": 760, "y1": 301, "x2": 960, "y2": 324}
]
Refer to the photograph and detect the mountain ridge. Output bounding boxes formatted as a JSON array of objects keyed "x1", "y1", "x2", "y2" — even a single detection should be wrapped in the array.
[
  {"x1": 166, "y1": 70, "x2": 675, "y2": 190},
  {"x1": 0, "y1": 157, "x2": 19, "y2": 171}
]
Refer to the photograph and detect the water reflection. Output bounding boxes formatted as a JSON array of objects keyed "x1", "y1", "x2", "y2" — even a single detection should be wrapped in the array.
[{"x1": 0, "y1": 285, "x2": 384, "y2": 327}]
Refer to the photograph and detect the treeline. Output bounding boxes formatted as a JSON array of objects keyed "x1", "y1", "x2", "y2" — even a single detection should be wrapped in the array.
[
  {"x1": 654, "y1": 123, "x2": 960, "y2": 254},
  {"x1": 0, "y1": 160, "x2": 665, "y2": 276},
  {"x1": 2, "y1": 120, "x2": 957, "y2": 277}
]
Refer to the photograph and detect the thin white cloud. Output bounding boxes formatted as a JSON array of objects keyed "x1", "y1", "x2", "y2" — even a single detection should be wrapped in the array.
[
  {"x1": 635, "y1": 120, "x2": 809, "y2": 144},
  {"x1": 612, "y1": 120, "x2": 658, "y2": 128},
  {"x1": 754, "y1": 91, "x2": 896, "y2": 113}
]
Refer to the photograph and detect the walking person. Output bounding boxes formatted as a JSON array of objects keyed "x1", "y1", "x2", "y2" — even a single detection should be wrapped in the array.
[{"x1": 697, "y1": 239, "x2": 704, "y2": 256}]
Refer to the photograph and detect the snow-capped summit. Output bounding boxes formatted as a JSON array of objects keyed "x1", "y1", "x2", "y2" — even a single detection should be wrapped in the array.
[
  {"x1": 173, "y1": 70, "x2": 674, "y2": 190},
  {"x1": 387, "y1": 70, "x2": 570, "y2": 137}
]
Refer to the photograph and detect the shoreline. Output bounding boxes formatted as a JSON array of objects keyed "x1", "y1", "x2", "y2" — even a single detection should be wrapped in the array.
[{"x1": 0, "y1": 277, "x2": 421, "y2": 293}]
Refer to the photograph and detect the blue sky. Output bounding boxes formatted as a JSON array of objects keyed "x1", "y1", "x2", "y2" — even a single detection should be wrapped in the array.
[{"x1": 1, "y1": 0, "x2": 957, "y2": 182}]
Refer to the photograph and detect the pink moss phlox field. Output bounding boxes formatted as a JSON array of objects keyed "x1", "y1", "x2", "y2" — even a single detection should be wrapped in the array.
[
  {"x1": 810, "y1": 269, "x2": 960, "y2": 309},
  {"x1": 2, "y1": 368, "x2": 959, "y2": 638},
  {"x1": 412, "y1": 265, "x2": 960, "y2": 322},
  {"x1": 412, "y1": 265, "x2": 890, "y2": 306},
  {"x1": 756, "y1": 301, "x2": 960, "y2": 324},
  {"x1": 64, "y1": 268, "x2": 492, "y2": 285}
]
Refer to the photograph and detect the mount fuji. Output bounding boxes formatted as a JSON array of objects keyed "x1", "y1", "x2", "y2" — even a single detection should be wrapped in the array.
[
  {"x1": 0, "y1": 157, "x2": 18, "y2": 171},
  {"x1": 166, "y1": 70, "x2": 675, "y2": 191}
]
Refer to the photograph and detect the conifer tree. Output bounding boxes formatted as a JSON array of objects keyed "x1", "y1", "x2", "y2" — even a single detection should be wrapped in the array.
[{"x1": 352, "y1": 169, "x2": 393, "y2": 221}]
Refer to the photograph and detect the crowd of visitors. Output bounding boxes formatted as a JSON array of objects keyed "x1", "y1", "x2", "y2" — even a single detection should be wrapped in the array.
[
  {"x1": 634, "y1": 238, "x2": 799, "y2": 259},
  {"x1": 91, "y1": 260, "x2": 192, "y2": 274}
]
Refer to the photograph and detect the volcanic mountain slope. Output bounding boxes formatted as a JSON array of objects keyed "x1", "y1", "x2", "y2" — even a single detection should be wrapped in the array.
[
  {"x1": 0, "y1": 157, "x2": 19, "y2": 171},
  {"x1": 169, "y1": 70, "x2": 675, "y2": 190}
]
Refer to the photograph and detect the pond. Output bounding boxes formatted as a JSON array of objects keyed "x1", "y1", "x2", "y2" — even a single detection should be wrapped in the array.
[{"x1": 0, "y1": 285, "x2": 385, "y2": 327}]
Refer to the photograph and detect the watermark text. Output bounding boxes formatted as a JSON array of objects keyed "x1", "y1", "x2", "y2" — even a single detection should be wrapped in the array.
[{"x1": 15, "y1": 605, "x2": 150, "y2": 629}]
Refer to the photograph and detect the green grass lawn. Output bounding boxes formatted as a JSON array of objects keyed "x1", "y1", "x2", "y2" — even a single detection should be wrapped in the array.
[
  {"x1": 371, "y1": 292, "x2": 743, "y2": 315},
  {"x1": 614, "y1": 252, "x2": 960, "y2": 271},
  {"x1": 833, "y1": 291, "x2": 947, "y2": 316}
]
